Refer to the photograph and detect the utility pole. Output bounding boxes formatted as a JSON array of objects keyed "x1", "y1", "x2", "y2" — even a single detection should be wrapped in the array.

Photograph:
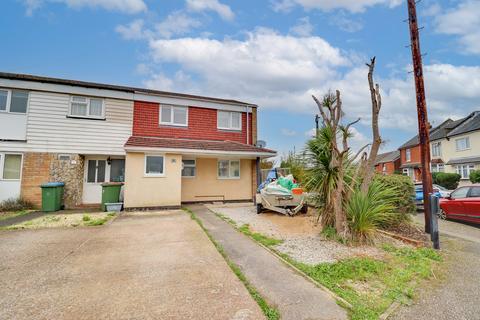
[{"x1": 407, "y1": 0, "x2": 433, "y2": 234}]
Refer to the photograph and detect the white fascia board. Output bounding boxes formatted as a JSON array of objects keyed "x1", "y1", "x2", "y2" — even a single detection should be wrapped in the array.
[
  {"x1": 125, "y1": 146, "x2": 275, "y2": 158},
  {"x1": 0, "y1": 79, "x2": 134, "y2": 100},
  {"x1": 134, "y1": 92, "x2": 254, "y2": 112},
  {"x1": 0, "y1": 79, "x2": 255, "y2": 112}
]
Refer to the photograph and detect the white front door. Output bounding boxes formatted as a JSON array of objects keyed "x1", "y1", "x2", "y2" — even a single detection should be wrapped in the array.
[{"x1": 83, "y1": 157, "x2": 110, "y2": 204}]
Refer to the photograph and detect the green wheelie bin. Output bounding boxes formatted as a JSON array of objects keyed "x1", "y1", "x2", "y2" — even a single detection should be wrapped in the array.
[
  {"x1": 101, "y1": 182, "x2": 123, "y2": 211},
  {"x1": 41, "y1": 182, "x2": 65, "y2": 212}
]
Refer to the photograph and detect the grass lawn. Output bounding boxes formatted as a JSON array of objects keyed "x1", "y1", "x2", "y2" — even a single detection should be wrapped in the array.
[
  {"x1": 0, "y1": 210, "x2": 34, "y2": 221},
  {"x1": 1, "y1": 212, "x2": 117, "y2": 230},
  {"x1": 212, "y1": 209, "x2": 443, "y2": 320}
]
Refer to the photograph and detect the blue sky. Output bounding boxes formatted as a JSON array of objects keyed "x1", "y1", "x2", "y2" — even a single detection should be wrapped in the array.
[{"x1": 1, "y1": 0, "x2": 480, "y2": 158}]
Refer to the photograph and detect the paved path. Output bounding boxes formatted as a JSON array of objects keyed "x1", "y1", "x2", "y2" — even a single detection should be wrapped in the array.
[
  {"x1": 393, "y1": 215, "x2": 480, "y2": 320},
  {"x1": 0, "y1": 210, "x2": 263, "y2": 320},
  {"x1": 189, "y1": 205, "x2": 347, "y2": 320}
]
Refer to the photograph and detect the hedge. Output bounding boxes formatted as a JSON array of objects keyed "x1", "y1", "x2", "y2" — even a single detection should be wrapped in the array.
[
  {"x1": 470, "y1": 170, "x2": 480, "y2": 184},
  {"x1": 432, "y1": 172, "x2": 461, "y2": 190},
  {"x1": 373, "y1": 174, "x2": 415, "y2": 214}
]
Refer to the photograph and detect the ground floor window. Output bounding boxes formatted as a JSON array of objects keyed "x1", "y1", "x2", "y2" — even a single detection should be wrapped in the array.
[
  {"x1": 431, "y1": 164, "x2": 445, "y2": 172},
  {"x1": 0, "y1": 153, "x2": 22, "y2": 180},
  {"x1": 87, "y1": 160, "x2": 106, "y2": 183},
  {"x1": 110, "y1": 159, "x2": 125, "y2": 182},
  {"x1": 218, "y1": 160, "x2": 240, "y2": 179},
  {"x1": 455, "y1": 164, "x2": 475, "y2": 179},
  {"x1": 145, "y1": 155, "x2": 165, "y2": 176},
  {"x1": 182, "y1": 159, "x2": 196, "y2": 177}
]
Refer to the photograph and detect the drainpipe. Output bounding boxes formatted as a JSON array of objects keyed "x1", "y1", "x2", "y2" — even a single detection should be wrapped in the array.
[
  {"x1": 246, "y1": 106, "x2": 250, "y2": 145},
  {"x1": 255, "y1": 157, "x2": 261, "y2": 204}
]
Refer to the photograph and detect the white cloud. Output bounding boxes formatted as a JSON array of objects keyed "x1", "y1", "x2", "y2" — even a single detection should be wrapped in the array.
[
  {"x1": 271, "y1": 0, "x2": 401, "y2": 13},
  {"x1": 281, "y1": 128, "x2": 298, "y2": 136},
  {"x1": 329, "y1": 12, "x2": 363, "y2": 32},
  {"x1": 23, "y1": 0, "x2": 147, "y2": 15},
  {"x1": 289, "y1": 17, "x2": 314, "y2": 37},
  {"x1": 434, "y1": 0, "x2": 480, "y2": 55},
  {"x1": 155, "y1": 12, "x2": 202, "y2": 39},
  {"x1": 116, "y1": 19, "x2": 150, "y2": 40},
  {"x1": 186, "y1": 0, "x2": 235, "y2": 21}
]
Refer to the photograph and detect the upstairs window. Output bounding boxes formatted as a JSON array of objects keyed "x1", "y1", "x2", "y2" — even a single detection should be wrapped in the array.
[
  {"x1": 160, "y1": 105, "x2": 188, "y2": 126},
  {"x1": 405, "y1": 148, "x2": 411, "y2": 162},
  {"x1": 455, "y1": 137, "x2": 470, "y2": 151},
  {"x1": 432, "y1": 142, "x2": 441, "y2": 157},
  {"x1": 69, "y1": 96, "x2": 104, "y2": 119},
  {"x1": 0, "y1": 89, "x2": 29, "y2": 114},
  {"x1": 218, "y1": 111, "x2": 241, "y2": 130}
]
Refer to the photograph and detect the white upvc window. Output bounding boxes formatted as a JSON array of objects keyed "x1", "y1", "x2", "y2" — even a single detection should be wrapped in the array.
[
  {"x1": 217, "y1": 111, "x2": 241, "y2": 130},
  {"x1": 432, "y1": 142, "x2": 441, "y2": 157},
  {"x1": 69, "y1": 96, "x2": 105, "y2": 119},
  {"x1": 145, "y1": 155, "x2": 165, "y2": 177},
  {"x1": 405, "y1": 148, "x2": 411, "y2": 162},
  {"x1": 0, "y1": 89, "x2": 29, "y2": 114},
  {"x1": 218, "y1": 159, "x2": 240, "y2": 179},
  {"x1": 455, "y1": 137, "x2": 470, "y2": 151},
  {"x1": 0, "y1": 153, "x2": 23, "y2": 181},
  {"x1": 455, "y1": 164, "x2": 475, "y2": 179},
  {"x1": 160, "y1": 105, "x2": 188, "y2": 126},
  {"x1": 431, "y1": 163, "x2": 445, "y2": 173},
  {"x1": 182, "y1": 159, "x2": 196, "y2": 177}
]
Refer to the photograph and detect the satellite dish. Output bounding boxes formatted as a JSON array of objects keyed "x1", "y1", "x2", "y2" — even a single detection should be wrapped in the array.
[{"x1": 256, "y1": 140, "x2": 267, "y2": 148}]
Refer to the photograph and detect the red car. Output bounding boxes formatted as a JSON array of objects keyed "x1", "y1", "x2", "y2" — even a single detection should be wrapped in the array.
[{"x1": 439, "y1": 184, "x2": 480, "y2": 224}]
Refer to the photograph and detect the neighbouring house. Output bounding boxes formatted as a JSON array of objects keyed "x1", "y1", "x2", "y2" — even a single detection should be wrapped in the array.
[
  {"x1": 0, "y1": 72, "x2": 275, "y2": 208},
  {"x1": 374, "y1": 150, "x2": 401, "y2": 175}
]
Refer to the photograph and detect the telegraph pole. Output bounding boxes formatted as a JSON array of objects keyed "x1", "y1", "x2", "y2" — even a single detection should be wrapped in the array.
[{"x1": 407, "y1": 0, "x2": 433, "y2": 234}]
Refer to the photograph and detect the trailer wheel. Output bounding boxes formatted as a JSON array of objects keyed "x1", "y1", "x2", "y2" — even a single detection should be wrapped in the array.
[
  {"x1": 256, "y1": 204, "x2": 263, "y2": 214},
  {"x1": 300, "y1": 204, "x2": 308, "y2": 214}
]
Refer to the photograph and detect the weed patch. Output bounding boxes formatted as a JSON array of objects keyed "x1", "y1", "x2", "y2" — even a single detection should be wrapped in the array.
[{"x1": 238, "y1": 224, "x2": 283, "y2": 247}]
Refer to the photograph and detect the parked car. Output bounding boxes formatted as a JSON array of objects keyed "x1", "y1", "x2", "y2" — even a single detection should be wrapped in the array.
[
  {"x1": 414, "y1": 184, "x2": 442, "y2": 205},
  {"x1": 439, "y1": 185, "x2": 480, "y2": 223},
  {"x1": 433, "y1": 184, "x2": 452, "y2": 198}
]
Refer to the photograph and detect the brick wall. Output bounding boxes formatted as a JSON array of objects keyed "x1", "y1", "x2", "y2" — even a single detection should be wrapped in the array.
[
  {"x1": 400, "y1": 145, "x2": 422, "y2": 165},
  {"x1": 20, "y1": 152, "x2": 84, "y2": 209},
  {"x1": 21, "y1": 153, "x2": 53, "y2": 208},
  {"x1": 133, "y1": 101, "x2": 254, "y2": 144}
]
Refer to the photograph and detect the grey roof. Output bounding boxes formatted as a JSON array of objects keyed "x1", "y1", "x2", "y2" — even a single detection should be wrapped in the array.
[
  {"x1": 447, "y1": 111, "x2": 480, "y2": 138},
  {"x1": 375, "y1": 150, "x2": 400, "y2": 164},
  {"x1": 0, "y1": 72, "x2": 256, "y2": 107},
  {"x1": 399, "y1": 118, "x2": 461, "y2": 149},
  {"x1": 446, "y1": 156, "x2": 480, "y2": 165}
]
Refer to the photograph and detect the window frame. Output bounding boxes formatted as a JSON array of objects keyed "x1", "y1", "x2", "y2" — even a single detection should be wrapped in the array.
[
  {"x1": 217, "y1": 111, "x2": 242, "y2": 131},
  {"x1": 431, "y1": 163, "x2": 445, "y2": 173},
  {"x1": 405, "y1": 148, "x2": 411, "y2": 162},
  {"x1": 181, "y1": 158, "x2": 196, "y2": 178},
  {"x1": 144, "y1": 154, "x2": 166, "y2": 177},
  {"x1": 159, "y1": 105, "x2": 188, "y2": 127},
  {"x1": 217, "y1": 159, "x2": 241, "y2": 179},
  {"x1": 432, "y1": 141, "x2": 442, "y2": 157},
  {"x1": 0, "y1": 152, "x2": 23, "y2": 181},
  {"x1": 0, "y1": 88, "x2": 29, "y2": 114},
  {"x1": 455, "y1": 137, "x2": 470, "y2": 152},
  {"x1": 85, "y1": 159, "x2": 107, "y2": 184},
  {"x1": 455, "y1": 164, "x2": 475, "y2": 179},
  {"x1": 69, "y1": 95, "x2": 105, "y2": 120}
]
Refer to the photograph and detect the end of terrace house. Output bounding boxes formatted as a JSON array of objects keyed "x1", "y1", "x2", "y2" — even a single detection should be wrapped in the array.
[{"x1": 0, "y1": 72, "x2": 276, "y2": 209}]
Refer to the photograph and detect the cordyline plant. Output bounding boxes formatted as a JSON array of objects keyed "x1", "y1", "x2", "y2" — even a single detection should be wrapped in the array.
[{"x1": 305, "y1": 57, "x2": 383, "y2": 239}]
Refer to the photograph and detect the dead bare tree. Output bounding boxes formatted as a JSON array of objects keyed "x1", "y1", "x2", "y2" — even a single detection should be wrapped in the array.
[{"x1": 360, "y1": 57, "x2": 382, "y2": 193}]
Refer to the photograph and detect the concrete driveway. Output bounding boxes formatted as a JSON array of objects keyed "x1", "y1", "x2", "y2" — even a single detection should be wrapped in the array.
[{"x1": 0, "y1": 210, "x2": 263, "y2": 320}]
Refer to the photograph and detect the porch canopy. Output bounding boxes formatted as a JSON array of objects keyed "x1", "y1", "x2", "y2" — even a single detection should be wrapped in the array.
[{"x1": 124, "y1": 136, "x2": 276, "y2": 158}]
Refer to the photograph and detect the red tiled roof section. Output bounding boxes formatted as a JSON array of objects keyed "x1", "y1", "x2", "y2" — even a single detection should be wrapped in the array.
[{"x1": 125, "y1": 136, "x2": 276, "y2": 154}]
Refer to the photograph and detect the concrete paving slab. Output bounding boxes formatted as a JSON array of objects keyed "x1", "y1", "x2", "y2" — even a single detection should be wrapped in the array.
[
  {"x1": 0, "y1": 210, "x2": 264, "y2": 320},
  {"x1": 188, "y1": 205, "x2": 347, "y2": 320}
]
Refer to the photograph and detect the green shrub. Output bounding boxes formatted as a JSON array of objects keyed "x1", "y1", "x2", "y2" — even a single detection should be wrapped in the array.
[
  {"x1": 432, "y1": 172, "x2": 461, "y2": 190},
  {"x1": 346, "y1": 180, "x2": 399, "y2": 243},
  {"x1": 0, "y1": 198, "x2": 34, "y2": 212},
  {"x1": 470, "y1": 170, "x2": 480, "y2": 183},
  {"x1": 373, "y1": 174, "x2": 415, "y2": 214},
  {"x1": 82, "y1": 214, "x2": 91, "y2": 222}
]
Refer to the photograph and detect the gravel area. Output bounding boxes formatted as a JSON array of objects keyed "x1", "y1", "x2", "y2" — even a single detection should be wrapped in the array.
[{"x1": 207, "y1": 203, "x2": 384, "y2": 264}]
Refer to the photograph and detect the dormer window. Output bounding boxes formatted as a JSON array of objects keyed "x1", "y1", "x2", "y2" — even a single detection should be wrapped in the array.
[
  {"x1": 160, "y1": 105, "x2": 188, "y2": 127},
  {"x1": 218, "y1": 111, "x2": 241, "y2": 130},
  {"x1": 69, "y1": 96, "x2": 104, "y2": 119}
]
